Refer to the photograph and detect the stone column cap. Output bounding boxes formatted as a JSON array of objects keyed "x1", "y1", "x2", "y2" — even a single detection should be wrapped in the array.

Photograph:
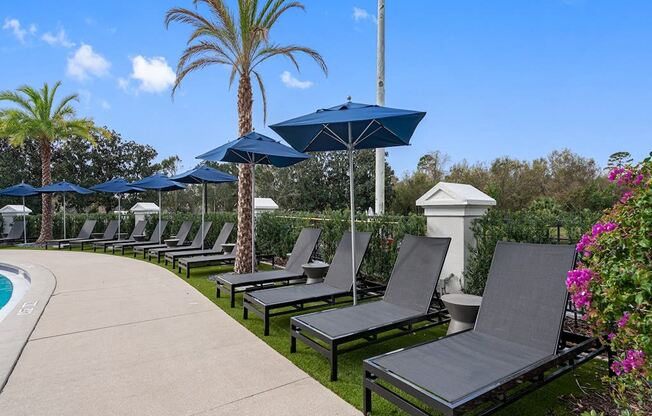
[{"x1": 417, "y1": 182, "x2": 496, "y2": 208}]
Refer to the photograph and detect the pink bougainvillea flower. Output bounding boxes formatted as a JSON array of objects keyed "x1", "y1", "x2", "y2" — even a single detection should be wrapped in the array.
[
  {"x1": 611, "y1": 361, "x2": 623, "y2": 376},
  {"x1": 620, "y1": 191, "x2": 633, "y2": 204},
  {"x1": 633, "y1": 173, "x2": 644, "y2": 185},
  {"x1": 617, "y1": 311, "x2": 630, "y2": 328},
  {"x1": 608, "y1": 332, "x2": 616, "y2": 341}
]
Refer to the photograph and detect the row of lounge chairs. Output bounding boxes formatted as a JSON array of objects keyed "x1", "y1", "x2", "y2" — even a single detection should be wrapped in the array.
[
  {"x1": 30, "y1": 219, "x2": 605, "y2": 414},
  {"x1": 204, "y1": 229, "x2": 604, "y2": 415}
]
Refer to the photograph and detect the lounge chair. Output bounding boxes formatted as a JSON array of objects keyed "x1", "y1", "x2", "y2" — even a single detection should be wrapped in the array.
[
  {"x1": 165, "y1": 222, "x2": 235, "y2": 268},
  {"x1": 177, "y1": 244, "x2": 237, "y2": 278},
  {"x1": 93, "y1": 220, "x2": 147, "y2": 252},
  {"x1": 110, "y1": 220, "x2": 168, "y2": 255},
  {"x1": 132, "y1": 220, "x2": 193, "y2": 258},
  {"x1": 44, "y1": 219, "x2": 97, "y2": 249},
  {"x1": 243, "y1": 231, "x2": 375, "y2": 336},
  {"x1": 146, "y1": 222, "x2": 213, "y2": 263},
  {"x1": 291, "y1": 235, "x2": 451, "y2": 380},
  {"x1": 0, "y1": 222, "x2": 25, "y2": 245},
  {"x1": 213, "y1": 227, "x2": 321, "y2": 307},
  {"x1": 362, "y1": 242, "x2": 605, "y2": 416},
  {"x1": 68, "y1": 220, "x2": 119, "y2": 250}
]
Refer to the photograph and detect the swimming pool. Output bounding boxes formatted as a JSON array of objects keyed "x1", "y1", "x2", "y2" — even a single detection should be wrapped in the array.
[{"x1": 0, "y1": 274, "x2": 12, "y2": 310}]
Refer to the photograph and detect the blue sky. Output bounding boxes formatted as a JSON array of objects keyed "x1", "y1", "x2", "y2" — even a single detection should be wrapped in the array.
[{"x1": 1, "y1": 0, "x2": 651, "y2": 176}]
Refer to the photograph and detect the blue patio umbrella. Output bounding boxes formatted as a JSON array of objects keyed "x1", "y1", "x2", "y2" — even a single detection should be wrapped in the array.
[
  {"x1": 91, "y1": 178, "x2": 145, "y2": 241},
  {"x1": 37, "y1": 181, "x2": 94, "y2": 240},
  {"x1": 197, "y1": 132, "x2": 310, "y2": 271},
  {"x1": 171, "y1": 166, "x2": 237, "y2": 249},
  {"x1": 270, "y1": 100, "x2": 426, "y2": 304},
  {"x1": 130, "y1": 173, "x2": 186, "y2": 243},
  {"x1": 0, "y1": 182, "x2": 39, "y2": 244}
]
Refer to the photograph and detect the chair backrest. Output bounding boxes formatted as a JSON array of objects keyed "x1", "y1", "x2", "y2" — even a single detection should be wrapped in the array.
[
  {"x1": 173, "y1": 221, "x2": 193, "y2": 244},
  {"x1": 383, "y1": 236, "x2": 450, "y2": 314},
  {"x1": 102, "y1": 220, "x2": 119, "y2": 239},
  {"x1": 211, "y1": 222, "x2": 235, "y2": 250},
  {"x1": 129, "y1": 221, "x2": 147, "y2": 239},
  {"x1": 190, "y1": 221, "x2": 213, "y2": 247},
  {"x1": 324, "y1": 231, "x2": 372, "y2": 291},
  {"x1": 474, "y1": 242, "x2": 576, "y2": 354},
  {"x1": 285, "y1": 228, "x2": 322, "y2": 274},
  {"x1": 148, "y1": 220, "x2": 169, "y2": 242},
  {"x1": 77, "y1": 219, "x2": 97, "y2": 239},
  {"x1": 6, "y1": 221, "x2": 25, "y2": 240}
]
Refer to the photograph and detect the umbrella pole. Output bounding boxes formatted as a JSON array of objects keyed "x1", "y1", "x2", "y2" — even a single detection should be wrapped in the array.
[
  {"x1": 348, "y1": 122, "x2": 358, "y2": 305},
  {"x1": 22, "y1": 196, "x2": 27, "y2": 244},
  {"x1": 202, "y1": 183, "x2": 205, "y2": 250},
  {"x1": 63, "y1": 193, "x2": 66, "y2": 240},
  {"x1": 118, "y1": 194, "x2": 121, "y2": 241},
  {"x1": 251, "y1": 163, "x2": 256, "y2": 273},
  {"x1": 158, "y1": 190, "x2": 162, "y2": 244}
]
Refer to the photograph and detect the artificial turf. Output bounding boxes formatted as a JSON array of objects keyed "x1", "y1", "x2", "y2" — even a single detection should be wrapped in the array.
[{"x1": 10, "y1": 245, "x2": 607, "y2": 415}]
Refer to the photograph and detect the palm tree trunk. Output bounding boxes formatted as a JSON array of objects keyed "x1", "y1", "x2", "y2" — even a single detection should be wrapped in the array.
[
  {"x1": 37, "y1": 138, "x2": 53, "y2": 242},
  {"x1": 234, "y1": 75, "x2": 254, "y2": 273}
]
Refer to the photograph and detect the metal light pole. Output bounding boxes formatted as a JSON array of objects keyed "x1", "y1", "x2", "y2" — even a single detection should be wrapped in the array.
[{"x1": 374, "y1": 0, "x2": 386, "y2": 215}]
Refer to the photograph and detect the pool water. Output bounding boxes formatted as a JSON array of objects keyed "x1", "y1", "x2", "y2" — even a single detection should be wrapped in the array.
[{"x1": 0, "y1": 275, "x2": 12, "y2": 310}]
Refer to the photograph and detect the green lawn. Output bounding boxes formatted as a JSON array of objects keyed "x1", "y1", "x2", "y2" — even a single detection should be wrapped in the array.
[{"x1": 13, "y1": 245, "x2": 607, "y2": 415}]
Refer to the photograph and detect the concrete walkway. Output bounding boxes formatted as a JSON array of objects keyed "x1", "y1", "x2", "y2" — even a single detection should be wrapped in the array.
[{"x1": 0, "y1": 250, "x2": 360, "y2": 416}]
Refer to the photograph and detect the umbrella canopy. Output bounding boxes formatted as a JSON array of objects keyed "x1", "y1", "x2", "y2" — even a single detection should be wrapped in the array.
[
  {"x1": 130, "y1": 173, "x2": 186, "y2": 243},
  {"x1": 91, "y1": 178, "x2": 145, "y2": 240},
  {"x1": 197, "y1": 132, "x2": 309, "y2": 272},
  {"x1": 269, "y1": 101, "x2": 426, "y2": 152},
  {"x1": 196, "y1": 132, "x2": 310, "y2": 167},
  {"x1": 270, "y1": 100, "x2": 426, "y2": 304},
  {"x1": 0, "y1": 183, "x2": 39, "y2": 244},
  {"x1": 37, "y1": 181, "x2": 94, "y2": 240},
  {"x1": 171, "y1": 166, "x2": 237, "y2": 249}
]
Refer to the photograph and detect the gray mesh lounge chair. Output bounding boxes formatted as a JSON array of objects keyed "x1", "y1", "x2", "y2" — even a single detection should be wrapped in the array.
[
  {"x1": 93, "y1": 220, "x2": 147, "y2": 252},
  {"x1": 214, "y1": 227, "x2": 321, "y2": 307},
  {"x1": 0, "y1": 221, "x2": 25, "y2": 245},
  {"x1": 291, "y1": 235, "x2": 450, "y2": 380},
  {"x1": 147, "y1": 222, "x2": 213, "y2": 263},
  {"x1": 110, "y1": 220, "x2": 168, "y2": 255},
  {"x1": 177, "y1": 243, "x2": 237, "y2": 279},
  {"x1": 44, "y1": 219, "x2": 97, "y2": 249},
  {"x1": 68, "y1": 220, "x2": 119, "y2": 250},
  {"x1": 362, "y1": 242, "x2": 605, "y2": 416},
  {"x1": 165, "y1": 222, "x2": 235, "y2": 267},
  {"x1": 132, "y1": 220, "x2": 193, "y2": 258},
  {"x1": 243, "y1": 231, "x2": 375, "y2": 336}
]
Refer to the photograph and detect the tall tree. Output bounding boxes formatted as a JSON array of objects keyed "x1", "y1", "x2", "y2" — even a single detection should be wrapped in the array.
[
  {"x1": 0, "y1": 81, "x2": 103, "y2": 241},
  {"x1": 166, "y1": 0, "x2": 327, "y2": 273}
]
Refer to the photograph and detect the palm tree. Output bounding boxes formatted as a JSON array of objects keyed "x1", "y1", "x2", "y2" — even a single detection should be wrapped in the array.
[
  {"x1": 166, "y1": 0, "x2": 327, "y2": 273},
  {"x1": 0, "y1": 81, "x2": 101, "y2": 242}
]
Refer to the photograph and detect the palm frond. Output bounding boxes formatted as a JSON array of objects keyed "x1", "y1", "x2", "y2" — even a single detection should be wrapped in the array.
[{"x1": 252, "y1": 69, "x2": 268, "y2": 124}]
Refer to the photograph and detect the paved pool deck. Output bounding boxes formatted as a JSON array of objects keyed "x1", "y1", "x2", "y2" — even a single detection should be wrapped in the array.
[{"x1": 0, "y1": 250, "x2": 360, "y2": 416}]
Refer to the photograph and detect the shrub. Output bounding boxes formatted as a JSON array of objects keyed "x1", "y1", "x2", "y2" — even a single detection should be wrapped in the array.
[
  {"x1": 464, "y1": 206, "x2": 600, "y2": 295},
  {"x1": 566, "y1": 156, "x2": 652, "y2": 413}
]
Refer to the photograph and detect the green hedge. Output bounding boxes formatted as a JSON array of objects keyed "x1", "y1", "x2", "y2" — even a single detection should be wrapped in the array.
[
  {"x1": 463, "y1": 207, "x2": 602, "y2": 295},
  {"x1": 256, "y1": 210, "x2": 426, "y2": 282}
]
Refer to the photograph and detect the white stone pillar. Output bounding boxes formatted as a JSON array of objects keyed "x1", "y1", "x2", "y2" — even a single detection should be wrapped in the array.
[{"x1": 416, "y1": 182, "x2": 496, "y2": 293}]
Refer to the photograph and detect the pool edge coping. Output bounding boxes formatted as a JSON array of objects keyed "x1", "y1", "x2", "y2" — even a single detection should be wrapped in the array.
[{"x1": 0, "y1": 261, "x2": 56, "y2": 393}]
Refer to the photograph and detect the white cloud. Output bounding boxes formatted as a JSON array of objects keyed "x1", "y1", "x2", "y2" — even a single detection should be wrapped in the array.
[
  {"x1": 127, "y1": 55, "x2": 176, "y2": 93},
  {"x1": 117, "y1": 77, "x2": 130, "y2": 91},
  {"x1": 100, "y1": 99, "x2": 111, "y2": 110},
  {"x1": 3, "y1": 18, "x2": 27, "y2": 42},
  {"x1": 352, "y1": 7, "x2": 377, "y2": 24},
  {"x1": 41, "y1": 28, "x2": 74, "y2": 48},
  {"x1": 280, "y1": 71, "x2": 313, "y2": 89},
  {"x1": 28, "y1": 24, "x2": 37, "y2": 35},
  {"x1": 66, "y1": 43, "x2": 110, "y2": 81}
]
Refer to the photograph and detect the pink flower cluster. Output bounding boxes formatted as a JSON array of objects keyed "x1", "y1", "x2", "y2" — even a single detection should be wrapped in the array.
[
  {"x1": 620, "y1": 190, "x2": 634, "y2": 204},
  {"x1": 611, "y1": 350, "x2": 646, "y2": 376},
  {"x1": 575, "y1": 222, "x2": 618, "y2": 257},
  {"x1": 617, "y1": 311, "x2": 630, "y2": 328},
  {"x1": 566, "y1": 268, "x2": 595, "y2": 310},
  {"x1": 608, "y1": 167, "x2": 645, "y2": 186}
]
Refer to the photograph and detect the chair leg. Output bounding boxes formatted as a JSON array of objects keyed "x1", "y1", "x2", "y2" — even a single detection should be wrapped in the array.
[
  {"x1": 363, "y1": 373, "x2": 372, "y2": 415},
  {"x1": 264, "y1": 309, "x2": 270, "y2": 336},
  {"x1": 230, "y1": 287, "x2": 236, "y2": 308},
  {"x1": 290, "y1": 325, "x2": 297, "y2": 353},
  {"x1": 216, "y1": 285, "x2": 221, "y2": 298},
  {"x1": 330, "y1": 343, "x2": 338, "y2": 381},
  {"x1": 243, "y1": 305, "x2": 248, "y2": 320},
  {"x1": 186, "y1": 267, "x2": 190, "y2": 279}
]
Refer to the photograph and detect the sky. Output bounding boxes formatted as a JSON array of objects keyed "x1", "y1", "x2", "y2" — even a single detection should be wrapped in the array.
[{"x1": 1, "y1": 0, "x2": 651, "y2": 176}]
